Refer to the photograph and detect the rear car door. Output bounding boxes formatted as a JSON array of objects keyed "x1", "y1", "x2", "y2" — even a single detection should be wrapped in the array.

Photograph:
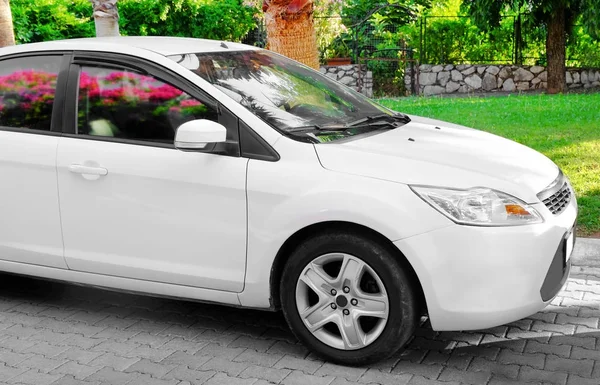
[
  {"x1": 56, "y1": 52, "x2": 248, "y2": 292},
  {"x1": 0, "y1": 53, "x2": 69, "y2": 269}
]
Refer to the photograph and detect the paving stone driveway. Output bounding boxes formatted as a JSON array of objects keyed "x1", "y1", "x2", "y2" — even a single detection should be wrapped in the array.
[{"x1": 0, "y1": 249, "x2": 598, "y2": 385}]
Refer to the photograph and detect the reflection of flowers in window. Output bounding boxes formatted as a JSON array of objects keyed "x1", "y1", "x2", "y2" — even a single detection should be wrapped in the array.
[
  {"x1": 79, "y1": 71, "x2": 207, "y2": 117},
  {"x1": 0, "y1": 70, "x2": 57, "y2": 130},
  {"x1": 78, "y1": 70, "x2": 212, "y2": 141}
]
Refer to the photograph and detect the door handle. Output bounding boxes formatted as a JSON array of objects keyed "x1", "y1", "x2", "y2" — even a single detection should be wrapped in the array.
[{"x1": 68, "y1": 164, "x2": 108, "y2": 176}]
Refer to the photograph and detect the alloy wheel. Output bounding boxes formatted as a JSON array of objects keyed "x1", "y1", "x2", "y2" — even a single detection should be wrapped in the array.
[{"x1": 294, "y1": 253, "x2": 389, "y2": 350}]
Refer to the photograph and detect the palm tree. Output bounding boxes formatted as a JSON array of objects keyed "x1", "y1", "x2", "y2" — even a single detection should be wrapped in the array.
[
  {"x1": 263, "y1": 0, "x2": 320, "y2": 69},
  {"x1": 0, "y1": 0, "x2": 15, "y2": 47},
  {"x1": 90, "y1": 0, "x2": 120, "y2": 37}
]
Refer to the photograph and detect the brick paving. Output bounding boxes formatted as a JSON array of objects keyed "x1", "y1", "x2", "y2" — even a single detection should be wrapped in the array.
[{"x1": 0, "y1": 259, "x2": 598, "y2": 384}]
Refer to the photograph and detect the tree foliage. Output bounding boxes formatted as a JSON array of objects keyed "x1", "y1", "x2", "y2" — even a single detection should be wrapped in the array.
[
  {"x1": 327, "y1": 0, "x2": 431, "y2": 95},
  {"x1": 411, "y1": 10, "x2": 600, "y2": 67},
  {"x1": 341, "y1": 0, "x2": 430, "y2": 27},
  {"x1": 11, "y1": 0, "x2": 258, "y2": 44},
  {"x1": 461, "y1": 0, "x2": 593, "y2": 37},
  {"x1": 11, "y1": 0, "x2": 94, "y2": 43},
  {"x1": 422, "y1": 16, "x2": 516, "y2": 63},
  {"x1": 460, "y1": 0, "x2": 600, "y2": 92},
  {"x1": 327, "y1": 0, "x2": 429, "y2": 61},
  {"x1": 120, "y1": 0, "x2": 258, "y2": 41}
]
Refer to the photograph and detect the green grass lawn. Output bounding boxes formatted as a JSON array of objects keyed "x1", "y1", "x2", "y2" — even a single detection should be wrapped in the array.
[{"x1": 378, "y1": 93, "x2": 600, "y2": 236}]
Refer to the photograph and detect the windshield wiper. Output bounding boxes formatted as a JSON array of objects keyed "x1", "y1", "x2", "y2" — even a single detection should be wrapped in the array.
[
  {"x1": 288, "y1": 124, "x2": 352, "y2": 133},
  {"x1": 288, "y1": 113, "x2": 410, "y2": 134},
  {"x1": 346, "y1": 113, "x2": 411, "y2": 127}
]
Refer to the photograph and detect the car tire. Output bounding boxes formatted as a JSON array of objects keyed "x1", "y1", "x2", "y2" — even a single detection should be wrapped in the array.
[{"x1": 280, "y1": 230, "x2": 419, "y2": 366}]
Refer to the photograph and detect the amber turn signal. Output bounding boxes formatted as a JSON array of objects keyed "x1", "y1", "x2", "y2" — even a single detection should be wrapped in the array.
[{"x1": 505, "y1": 204, "x2": 531, "y2": 216}]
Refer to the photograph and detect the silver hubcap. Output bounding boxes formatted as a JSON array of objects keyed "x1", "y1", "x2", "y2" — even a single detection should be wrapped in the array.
[{"x1": 295, "y1": 253, "x2": 389, "y2": 350}]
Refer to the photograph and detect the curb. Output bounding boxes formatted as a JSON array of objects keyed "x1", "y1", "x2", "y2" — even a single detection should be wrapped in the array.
[{"x1": 571, "y1": 237, "x2": 600, "y2": 266}]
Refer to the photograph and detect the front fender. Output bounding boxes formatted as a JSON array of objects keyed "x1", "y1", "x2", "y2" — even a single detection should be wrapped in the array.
[{"x1": 238, "y1": 138, "x2": 451, "y2": 307}]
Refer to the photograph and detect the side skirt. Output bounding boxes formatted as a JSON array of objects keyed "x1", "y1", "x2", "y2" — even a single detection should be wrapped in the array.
[{"x1": 0, "y1": 259, "x2": 243, "y2": 307}]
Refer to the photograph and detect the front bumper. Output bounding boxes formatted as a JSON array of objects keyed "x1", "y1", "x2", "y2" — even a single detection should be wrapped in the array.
[
  {"x1": 540, "y1": 228, "x2": 574, "y2": 302},
  {"x1": 394, "y1": 197, "x2": 577, "y2": 331}
]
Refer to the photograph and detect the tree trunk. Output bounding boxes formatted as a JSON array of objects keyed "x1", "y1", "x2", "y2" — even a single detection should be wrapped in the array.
[
  {"x1": 90, "y1": 0, "x2": 120, "y2": 37},
  {"x1": 0, "y1": 0, "x2": 15, "y2": 48},
  {"x1": 546, "y1": 5, "x2": 566, "y2": 94},
  {"x1": 264, "y1": 0, "x2": 320, "y2": 69}
]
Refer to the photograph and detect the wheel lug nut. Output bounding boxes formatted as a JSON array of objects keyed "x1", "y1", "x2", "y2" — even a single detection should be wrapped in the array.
[
  {"x1": 331, "y1": 303, "x2": 337, "y2": 310},
  {"x1": 343, "y1": 309, "x2": 350, "y2": 315},
  {"x1": 351, "y1": 298, "x2": 358, "y2": 306},
  {"x1": 331, "y1": 289, "x2": 337, "y2": 296},
  {"x1": 343, "y1": 286, "x2": 350, "y2": 293}
]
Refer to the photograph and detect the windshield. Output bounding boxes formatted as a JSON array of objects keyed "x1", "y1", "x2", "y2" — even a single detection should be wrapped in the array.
[{"x1": 168, "y1": 50, "x2": 403, "y2": 142}]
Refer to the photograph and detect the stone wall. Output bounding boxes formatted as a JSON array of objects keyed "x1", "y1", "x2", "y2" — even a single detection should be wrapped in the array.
[
  {"x1": 320, "y1": 64, "x2": 374, "y2": 98},
  {"x1": 411, "y1": 64, "x2": 600, "y2": 96}
]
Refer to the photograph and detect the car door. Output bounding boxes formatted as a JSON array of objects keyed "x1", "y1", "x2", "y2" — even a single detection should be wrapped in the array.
[
  {"x1": 56, "y1": 53, "x2": 248, "y2": 292},
  {"x1": 0, "y1": 53, "x2": 70, "y2": 269}
]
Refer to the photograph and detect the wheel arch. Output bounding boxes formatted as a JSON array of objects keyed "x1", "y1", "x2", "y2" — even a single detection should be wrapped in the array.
[{"x1": 269, "y1": 220, "x2": 427, "y2": 313}]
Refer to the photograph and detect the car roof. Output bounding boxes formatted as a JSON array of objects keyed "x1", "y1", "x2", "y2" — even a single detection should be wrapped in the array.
[{"x1": 0, "y1": 36, "x2": 258, "y2": 57}]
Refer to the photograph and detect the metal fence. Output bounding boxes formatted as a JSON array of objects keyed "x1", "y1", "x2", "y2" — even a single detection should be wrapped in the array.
[
  {"x1": 420, "y1": 15, "x2": 518, "y2": 65},
  {"x1": 241, "y1": 18, "x2": 267, "y2": 48},
  {"x1": 420, "y1": 16, "x2": 600, "y2": 67},
  {"x1": 241, "y1": 10, "x2": 599, "y2": 96},
  {"x1": 315, "y1": 11, "x2": 417, "y2": 97}
]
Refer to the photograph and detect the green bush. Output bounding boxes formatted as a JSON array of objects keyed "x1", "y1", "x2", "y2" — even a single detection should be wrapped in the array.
[
  {"x1": 566, "y1": 25, "x2": 600, "y2": 68},
  {"x1": 11, "y1": 0, "x2": 258, "y2": 44},
  {"x1": 316, "y1": 0, "x2": 600, "y2": 69},
  {"x1": 119, "y1": 0, "x2": 258, "y2": 41},
  {"x1": 421, "y1": 16, "x2": 515, "y2": 64},
  {"x1": 12, "y1": 0, "x2": 94, "y2": 43},
  {"x1": 419, "y1": 16, "x2": 600, "y2": 67}
]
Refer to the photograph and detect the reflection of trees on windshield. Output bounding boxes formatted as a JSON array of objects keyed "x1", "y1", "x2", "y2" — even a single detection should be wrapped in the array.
[
  {"x1": 192, "y1": 52, "x2": 307, "y2": 128},
  {"x1": 214, "y1": 69, "x2": 308, "y2": 129},
  {"x1": 169, "y1": 50, "x2": 390, "y2": 132}
]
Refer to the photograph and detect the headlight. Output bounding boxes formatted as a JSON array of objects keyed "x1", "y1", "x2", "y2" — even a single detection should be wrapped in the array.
[{"x1": 410, "y1": 186, "x2": 543, "y2": 226}]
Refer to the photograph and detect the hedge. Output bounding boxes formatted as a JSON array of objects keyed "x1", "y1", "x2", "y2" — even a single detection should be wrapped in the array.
[{"x1": 11, "y1": 0, "x2": 258, "y2": 44}]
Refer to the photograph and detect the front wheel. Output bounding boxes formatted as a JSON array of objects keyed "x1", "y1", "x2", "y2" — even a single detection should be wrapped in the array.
[{"x1": 280, "y1": 231, "x2": 419, "y2": 366}]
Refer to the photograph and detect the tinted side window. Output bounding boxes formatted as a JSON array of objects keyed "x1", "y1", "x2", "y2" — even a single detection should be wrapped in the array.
[
  {"x1": 77, "y1": 66, "x2": 218, "y2": 144},
  {"x1": 0, "y1": 56, "x2": 62, "y2": 131}
]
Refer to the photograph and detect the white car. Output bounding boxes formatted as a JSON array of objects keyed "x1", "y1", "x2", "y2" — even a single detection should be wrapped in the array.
[{"x1": 0, "y1": 37, "x2": 577, "y2": 365}]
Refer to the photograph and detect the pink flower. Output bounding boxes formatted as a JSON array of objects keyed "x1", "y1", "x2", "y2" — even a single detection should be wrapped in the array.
[
  {"x1": 180, "y1": 99, "x2": 203, "y2": 107},
  {"x1": 0, "y1": 70, "x2": 59, "y2": 115}
]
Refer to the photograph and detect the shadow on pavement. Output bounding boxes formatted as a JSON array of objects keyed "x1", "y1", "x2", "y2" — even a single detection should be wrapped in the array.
[{"x1": 0, "y1": 271, "x2": 598, "y2": 384}]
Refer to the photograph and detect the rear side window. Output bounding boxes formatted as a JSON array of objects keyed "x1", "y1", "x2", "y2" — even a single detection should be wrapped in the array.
[{"x1": 0, "y1": 56, "x2": 62, "y2": 131}]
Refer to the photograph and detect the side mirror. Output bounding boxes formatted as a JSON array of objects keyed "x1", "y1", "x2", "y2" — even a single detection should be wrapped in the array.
[{"x1": 175, "y1": 119, "x2": 227, "y2": 151}]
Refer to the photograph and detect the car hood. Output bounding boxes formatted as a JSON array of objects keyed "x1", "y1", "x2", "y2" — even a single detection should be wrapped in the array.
[{"x1": 314, "y1": 115, "x2": 558, "y2": 203}]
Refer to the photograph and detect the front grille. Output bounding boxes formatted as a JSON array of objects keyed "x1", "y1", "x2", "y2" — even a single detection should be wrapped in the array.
[{"x1": 542, "y1": 183, "x2": 571, "y2": 215}]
